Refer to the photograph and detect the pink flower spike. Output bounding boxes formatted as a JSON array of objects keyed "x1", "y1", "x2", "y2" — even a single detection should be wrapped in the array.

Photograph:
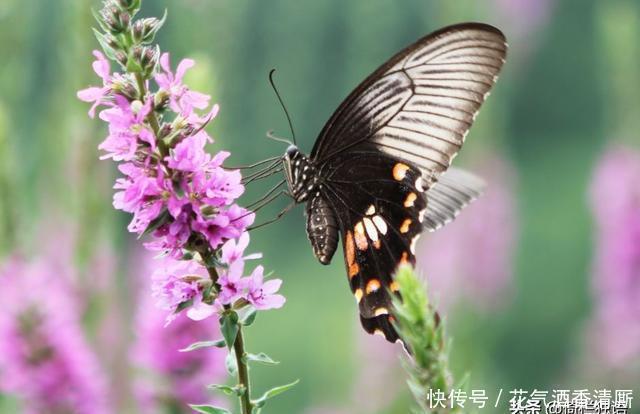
[{"x1": 245, "y1": 266, "x2": 285, "y2": 310}]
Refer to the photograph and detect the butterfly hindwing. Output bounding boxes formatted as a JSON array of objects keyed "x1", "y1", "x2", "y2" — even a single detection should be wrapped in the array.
[{"x1": 319, "y1": 151, "x2": 425, "y2": 342}]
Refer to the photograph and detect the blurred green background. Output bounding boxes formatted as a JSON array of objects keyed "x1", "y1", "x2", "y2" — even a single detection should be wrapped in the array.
[{"x1": 1, "y1": 0, "x2": 639, "y2": 413}]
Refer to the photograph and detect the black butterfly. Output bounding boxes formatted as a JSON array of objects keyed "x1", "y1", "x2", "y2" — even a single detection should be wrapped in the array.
[{"x1": 269, "y1": 23, "x2": 507, "y2": 343}]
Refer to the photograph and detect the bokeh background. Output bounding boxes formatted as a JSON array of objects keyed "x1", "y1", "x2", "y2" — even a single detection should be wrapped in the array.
[{"x1": 1, "y1": 0, "x2": 639, "y2": 413}]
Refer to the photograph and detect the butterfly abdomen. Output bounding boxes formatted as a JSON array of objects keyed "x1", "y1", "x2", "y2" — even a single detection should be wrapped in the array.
[{"x1": 305, "y1": 195, "x2": 339, "y2": 265}]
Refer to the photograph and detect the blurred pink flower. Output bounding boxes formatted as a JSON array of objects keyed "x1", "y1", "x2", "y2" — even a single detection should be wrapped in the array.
[
  {"x1": 0, "y1": 256, "x2": 111, "y2": 414},
  {"x1": 416, "y1": 156, "x2": 518, "y2": 312},
  {"x1": 132, "y1": 252, "x2": 227, "y2": 413},
  {"x1": 587, "y1": 145, "x2": 640, "y2": 367},
  {"x1": 489, "y1": 0, "x2": 554, "y2": 40},
  {"x1": 305, "y1": 324, "x2": 403, "y2": 414}
]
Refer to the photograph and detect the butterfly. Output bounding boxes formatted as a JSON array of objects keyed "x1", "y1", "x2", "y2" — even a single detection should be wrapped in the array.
[{"x1": 277, "y1": 22, "x2": 507, "y2": 343}]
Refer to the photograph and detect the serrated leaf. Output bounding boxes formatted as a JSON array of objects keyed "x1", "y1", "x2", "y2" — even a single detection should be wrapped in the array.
[
  {"x1": 225, "y1": 350, "x2": 237, "y2": 376},
  {"x1": 241, "y1": 308, "x2": 257, "y2": 326},
  {"x1": 189, "y1": 404, "x2": 231, "y2": 414},
  {"x1": 208, "y1": 383, "x2": 245, "y2": 396},
  {"x1": 253, "y1": 379, "x2": 300, "y2": 406},
  {"x1": 220, "y1": 312, "x2": 239, "y2": 349},
  {"x1": 179, "y1": 339, "x2": 225, "y2": 352},
  {"x1": 243, "y1": 352, "x2": 279, "y2": 366}
]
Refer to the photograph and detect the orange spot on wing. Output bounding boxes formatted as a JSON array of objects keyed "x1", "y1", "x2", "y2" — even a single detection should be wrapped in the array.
[
  {"x1": 400, "y1": 218, "x2": 412, "y2": 233},
  {"x1": 348, "y1": 262, "x2": 360, "y2": 279},
  {"x1": 390, "y1": 281, "x2": 400, "y2": 292},
  {"x1": 366, "y1": 279, "x2": 381, "y2": 294},
  {"x1": 400, "y1": 252, "x2": 410, "y2": 265},
  {"x1": 354, "y1": 288, "x2": 363, "y2": 303},
  {"x1": 354, "y1": 221, "x2": 368, "y2": 250},
  {"x1": 404, "y1": 192, "x2": 417, "y2": 207},
  {"x1": 345, "y1": 231, "x2": 355, "y2": 265},
  {"x1": 393, "y1": 163, "x2": 410, "y2": 181},
  {"x1": 373, "y1": 239, "x2": 381, "y2": 249}
]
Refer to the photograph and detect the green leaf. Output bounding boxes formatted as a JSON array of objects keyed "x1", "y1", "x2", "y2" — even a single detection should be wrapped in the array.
[
  {"x1": 179, "y1": 339, "x2": 226, "y2": 352},
  {"x1": 92, "y1": 28, "x2": 117, "y2": 60},
  {"x1": 91, "y1": 8, "x2": 110, "y2": 33},
  {"x1": 189, "y1": 404, "x2": 231, "y2": 414},
  {"x1": 225, "y1": 350, "x2": 238, "y2": 376},
  {"x1": 139, "y1": 209, "x2": 170, "y2": 239},
  {"x1": 243, "y1": 352, "x2": 279, "y2": 366},
  {"x1": 220, "y1": 312, "x2": 239, "y2": 349},
  {"x1": 241, "y1": 308, "x2": 257, "y2": 326},
  {"x1": 208, "y1": 383, "x2": 245, "y2": 397},
  {"x1": 174, "y1": 298, "x2": 194, "y2": 314},
  {"x1": 126, "y1": 53, "x2": 143, "y2": 73},
  {"x1": 253, "y1": 379, "x2": 300, "y2": 407},
  {"x1": 141, "y1": 10, "x2": 168, "y2": 44}
]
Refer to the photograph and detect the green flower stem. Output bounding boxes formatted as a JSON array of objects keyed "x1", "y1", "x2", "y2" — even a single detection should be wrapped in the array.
[
  {"x1": 231, "y1": 327, "x2": 253, "y2": 414},
  {"x1": 393, "y1": 265, "x2": 457, "y2": 414},
  {"x1": 133, "y1": 72, "x2": 166, "y2": 156},
  {"x1": 203, "y1": 256, "x2": 253, "y2": 414}
]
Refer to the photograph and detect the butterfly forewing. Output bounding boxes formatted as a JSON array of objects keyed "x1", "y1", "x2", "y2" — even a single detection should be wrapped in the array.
[{"x1": 302, "y1": 23, "x2": 506, "y2": 343}]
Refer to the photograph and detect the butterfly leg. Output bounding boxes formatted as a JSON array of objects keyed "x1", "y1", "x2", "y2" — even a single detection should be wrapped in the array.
[{"x1": 248, "y1": 200, "x2": 296, "y2": 231}]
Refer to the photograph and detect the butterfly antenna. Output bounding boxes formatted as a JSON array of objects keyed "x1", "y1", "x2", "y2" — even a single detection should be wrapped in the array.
[{"x1": 269, "y1": 69, "x2": 297, "y2": 146}]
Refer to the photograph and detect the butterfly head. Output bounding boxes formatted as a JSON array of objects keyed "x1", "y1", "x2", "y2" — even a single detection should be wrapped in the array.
[{"x1": 283, "y1": 145, "x2": 318, "y2": 203}]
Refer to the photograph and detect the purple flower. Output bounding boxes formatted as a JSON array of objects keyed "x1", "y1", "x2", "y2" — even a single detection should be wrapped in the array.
[
  {"x1": 77, "y1": 50, "x2": 112, "y2": 117},
  {"x1": 244, "y1": 265, "x2": 285, "y2": 310},
  {"x1": 192, "y1": 205, "x2": 255, "y2": 250},
  {"x1": 132, "y1": 253, "x2": 227, "y2": 412},
  {"x1": 217, "y1": 263, "x2": 246, "y2": 305},
  {"x1": 98, "y1": 96, "x2": 155, "y2": 161},
  {"x1": 151, "y1": 260, "x2": 205, "y2": 324},
  {"x1": 587, "y1": 145, "x2": 640, "y2": 367},
  {"x1": 155, "y1": 53, "x2": 211, "y2": 116},
  {"x1": 166, "y1": 133, "x2": 214, "y2": 172},
  {"x1": 416, "y1": 156, "x2": 518, "y2": 312},
  {"x1": 0, "y1": 256, "x2": 111, "y2": 414},
  {"x1": 113, "y1": 163, "x2": 169, "y2": 234}
]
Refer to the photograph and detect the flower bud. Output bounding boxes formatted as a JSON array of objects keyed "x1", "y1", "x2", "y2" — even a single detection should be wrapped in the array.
[
  {"x1": 116, "y1": 0, "x2": 141, "y2": 13},
  {"x1": 143, "y1": 49, "x2": 159, "y2": 77},
  {"x1": 111, "y1": 77, "x2": 138, "y2": 101},
  {"x1": 132, "y1": 17, "x2": 163, "y2": 44},
  {"x1": 99, "y1": 2, "x2": 130, "y2": 34},
  {"x1": 114, "y1": 50, "x2": 128, "y2": 67},
  {"x1": 130, "y1": 100, "x2": 144, "y2": 114},
  {"x1": 158, "y1": 123, "x2": 173, "y2": 140},
  {"x1": 199, "y1": 205, "x2": 219, "y2": 219},
  {"x1": 154, "y1": 90, "x2": 170, "y2": 111}
]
